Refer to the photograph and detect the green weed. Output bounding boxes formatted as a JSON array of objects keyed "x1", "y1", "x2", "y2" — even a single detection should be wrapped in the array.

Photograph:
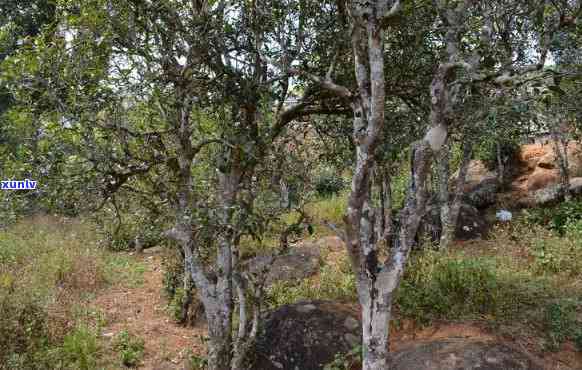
[{"x1": 114, "y1": 330, "x2": 145, "y2": 367}]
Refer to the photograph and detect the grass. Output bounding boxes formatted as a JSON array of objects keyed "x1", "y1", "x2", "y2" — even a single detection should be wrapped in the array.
[
  {"x1": 0, "y1": 215, "x2": 146, "y2": 369},
  {"x1": 6, "y1": 199, "x2": 581, "y2": 368},
  {"x1": 267, "y1": 202, "x2": 582, "y2": 354},
  {"x1": 304, "y1": 191, "x2": 348, "y2": 236},
  {"x1": 113, "y1": 330, "x2": 145, "y2": 367},
  {"x1": 265, "y1": 250, "x2": 357, "y2": 308}
]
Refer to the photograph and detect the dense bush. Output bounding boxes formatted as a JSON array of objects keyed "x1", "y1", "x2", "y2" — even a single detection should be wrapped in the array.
[
  {"x1": 313, "y1": 166, "x2": 345, "y2": 197},
  {"x1": 524, "y1": 200, "x2": 582, "y2": 235},
  {"x1": 0, "y1": 292, "x2": 52, "y2": 369},
  {"x1": 543, "y1": 299, "x2": 582, "y2": 351}
]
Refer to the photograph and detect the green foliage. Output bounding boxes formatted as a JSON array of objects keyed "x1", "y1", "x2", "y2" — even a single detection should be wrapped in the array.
[
  {"x1": 0, "y1": 216, "x2": 134, "y2": 368},
  {"x1": 313, "y1": 166, "x2": 346, "y2": 197},
  {"x1": 396, "y1": 254, "x2": 502, "y2": 323},
  {"x1": 473, "y1": 138, "x2": 519, "y2": 170},
  {"x1": 323, "y1": 345, "x2": 362, "y2": 370},
  {"x1": 161, "y1": 246, "x2": 189, "y2": 323},
  {"x1": 543, "y1": 299, "x2": 582, "y2": 352},
  {"x1": 305, "y1": 192, "x2": 347, "y2": 232},
  {"x1": 266, "y1": 253, "x2": 356, "y2": 308},
  {"x1": 389, "y1": 163, "x2": 412, "y2": 210},
  {"x1": 524, "y1": 200, "x2": 582, "y2": 235},
  {"x1": 61, "y1": 326, "x2": 100, "y2": 370},
  {"x1": 114, "y1": 330, "x2": 145, "y2": 367},
  {"x1": 0, "y1": 291, "x2": 50, "y2": 368},
  {"x1": 530, "y1": 237, "x2": 582, "y2": 276},
  {"x1": 104, "y1": 254, "x2": 146, "y2": 288},
  {"x1": 188, "y1": 353, "x2": 208, "y2": 370}
]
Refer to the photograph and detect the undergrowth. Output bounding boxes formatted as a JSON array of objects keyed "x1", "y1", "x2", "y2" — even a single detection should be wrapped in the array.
[
  {"x1": 0, "y1": 216, "x2": 145, "y2": 369},
  {"x1": 268, "y1": 207, "x2": 582, "y2": 353}
]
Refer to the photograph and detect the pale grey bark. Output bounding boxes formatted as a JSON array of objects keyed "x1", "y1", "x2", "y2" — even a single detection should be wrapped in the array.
[
  {"x1": 437, "y1": 141, "x2": 451, "y2": 242},
  {"x1": 551, "y1": 124, "x2": 571, "y2": 201},
  {"x1": 377, "y1": 164, "x2": 393, "y2": 244},
  {"x1": 496, "y1": 142, "x2": 506, "y2": 189},
  {"x1": 280, "y1": 179, "x2": 290, "y2": 209},
  {"x1": 439, "y1": 139, "x2": 473, "y2": 249},
  {"x1": 134, "y1": 235, "x2": 143, "y2": 253}
]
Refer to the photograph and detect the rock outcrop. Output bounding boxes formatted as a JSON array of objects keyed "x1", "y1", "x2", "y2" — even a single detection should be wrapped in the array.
[
  {"x1": 420, "y1": 201, "x2": 488, "y2": 242},
  {"x1": 244, "y1": 245, "x2": 321, "y2": 286},
  {"x1": 460, "y1": 141, "x2": 582, "y2": 209},
  {"x1": 464, "y1": 178, "x2": 499, "y2": 209},
  {"x1": 253, "y1": 304, "x2": 545, "y2": 370},
  {"x1": 391, "y1": 338, "x2": 543, "y2": 370},
  {"x1": 252, "y1": 300, "x2": 361, "y2": 370}
]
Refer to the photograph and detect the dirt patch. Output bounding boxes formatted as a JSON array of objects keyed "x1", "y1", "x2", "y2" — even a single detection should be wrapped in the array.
[{"x1": 91, "y1": 252, "x2": 205, "y2": 369}]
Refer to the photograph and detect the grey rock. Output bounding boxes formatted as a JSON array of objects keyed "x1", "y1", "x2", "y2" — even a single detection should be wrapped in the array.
[
  {"x1": 464, "y1": 178, "x2": 499, "y2": 209},
  {"x1": 252, "y1": 300, "x2": 361, "y2": 370},
  {"x1": 392, "y1": 339, "x2": 543, "y2": 370},
  {"x1": 532, "y1": 177, "x2": 582, "y2": 206},
  {"x1": 245, "y1": 246, "x2": 321, "y2": 286}
]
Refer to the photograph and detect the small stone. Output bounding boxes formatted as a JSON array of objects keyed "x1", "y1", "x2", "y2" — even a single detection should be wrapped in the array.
[{"x1": 295, "y1": 304, "x2": 316, "y2": 313}]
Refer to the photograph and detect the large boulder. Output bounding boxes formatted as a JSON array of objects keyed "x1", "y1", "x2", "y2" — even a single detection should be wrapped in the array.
[
  {"x1": 252, "y1": 301, "x2": 361, "y2": 370},
  {"x1": 570, "y1": 177, "x2": 582, "y2": 196},
  {"x1": 519, "y1": 143, "x2": 548, "y2": 171},
  {"x1": 455, "y1": 203, "x2": 488, "y2": 240},
  {"x1": 419, "y1": 201, "x2": 488, "y2": 242},
  {"x1": 464, "y1": 178, "x2": 499, "y2": 209},
  {"x1": 245, "y1": 246, "x2": 321, "y2": 286},
  {"x1": 534, "y1": 142, "x2": 582, "y2": 177},
  {"x1": 392, "y1": 339, "x2": 543, "y2": 370},
  {"x1": 463, "y1": 160, "x2": 498, "y2": 186},
  {"x1": 527, "y1": 167, "x2": 560, "y2": 192},
  {"x1": 532, "y1": 176, "x2": 582, "y2": 205}
]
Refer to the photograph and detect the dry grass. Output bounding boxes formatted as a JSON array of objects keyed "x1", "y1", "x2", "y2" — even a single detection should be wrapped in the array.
[{"x1": 0, "y1": 215, "x2": 135, "y2": 368}]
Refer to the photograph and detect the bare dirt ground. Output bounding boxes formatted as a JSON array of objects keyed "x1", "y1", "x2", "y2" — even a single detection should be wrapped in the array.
[{"x1": 90, "y1": 250, "x2": 205, "y2": 369}]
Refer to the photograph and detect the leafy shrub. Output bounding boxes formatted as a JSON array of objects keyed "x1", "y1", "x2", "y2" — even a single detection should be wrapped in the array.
[
  {"x1": 0, "y1": 217, "x2": 112, "y2": 368},
  {"x1": 114, "y1": 330, "x2": 145, "y2": 367},
  {"x1": 564, "y1": 218, "x2": 582, "y2": 245},
  {"x1": 528, "y1": 235, "x2": 582, "y2": 276},
  {"x1": 188, "y1": 353, "x2": 208, "y2": 370},
  {"x1": 524, "y1": 200, "x2": 582, "y2": 235},
  {"x1": 323, "y1": 345, "x2": 362, "y2": 370},
  {"x1": 473, "y1": 138, "x2": 519, "y2": 171},
  {"x1": 0, "y1": 292, "x2": 51, "y2": 368},
  {"x1": 61, "y1": 326, "x2": 100, "y2": 370},
  {"x1": 543, "y1": 299, "x2": 582, "y2": 352},
  {"x1": 305, "y1": 192, "x2": 347, "y2": 230},
  {"x1": 314, "y1": 166, "x2": 345, "y2": 197},
  {"x1": 94, "y1": 203, "x2": 168, "y2": 251}
]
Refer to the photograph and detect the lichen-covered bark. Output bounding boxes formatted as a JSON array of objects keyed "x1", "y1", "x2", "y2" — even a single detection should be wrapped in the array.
[{"x1": 340, "y1": 2, "x2": 444, "y2": 369}]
